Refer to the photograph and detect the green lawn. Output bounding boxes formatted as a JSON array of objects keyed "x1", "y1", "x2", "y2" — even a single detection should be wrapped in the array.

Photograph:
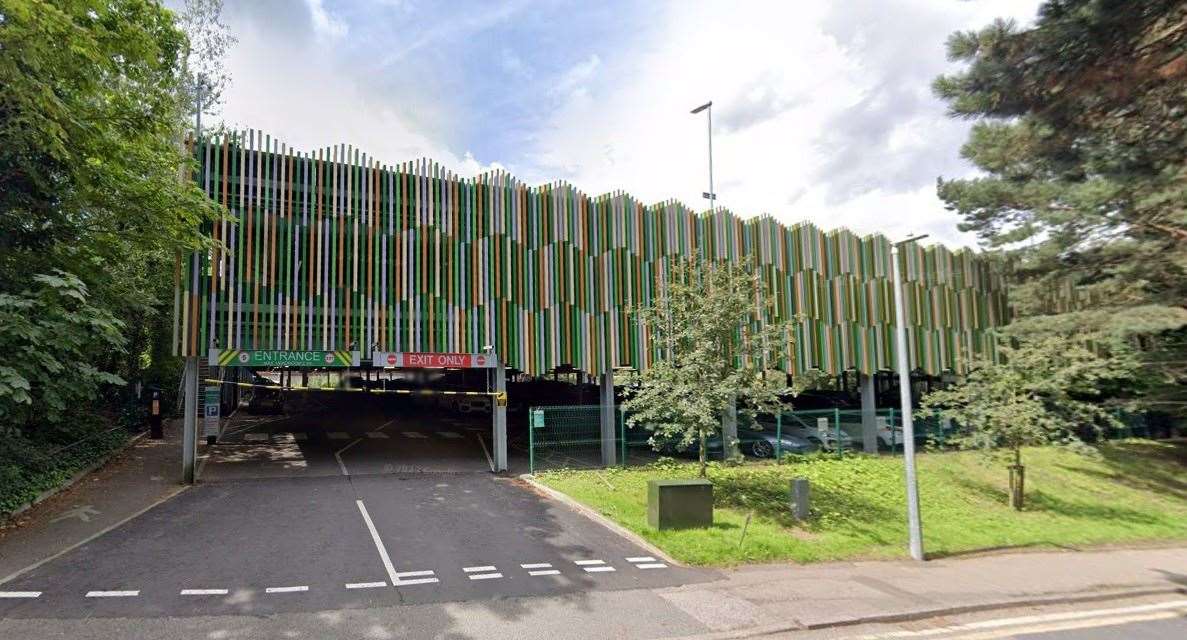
[{"x1": 536, "y1": 440, "x2": 1187, "y2": 566}]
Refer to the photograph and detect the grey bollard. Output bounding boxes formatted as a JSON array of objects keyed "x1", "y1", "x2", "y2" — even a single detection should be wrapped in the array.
[{"x1": 790, "y1": 477, "x2": 810, "y2": 521}]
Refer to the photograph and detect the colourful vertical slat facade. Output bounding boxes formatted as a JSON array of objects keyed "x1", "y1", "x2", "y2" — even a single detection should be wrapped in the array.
[{"x1": 174, "y1": 133, "x2": 1008, "y2": 376}]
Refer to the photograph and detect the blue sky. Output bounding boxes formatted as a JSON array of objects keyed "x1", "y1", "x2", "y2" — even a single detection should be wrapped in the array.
[{"x1": 212, "y1": 0, "x2": 1042, "y2": 248}]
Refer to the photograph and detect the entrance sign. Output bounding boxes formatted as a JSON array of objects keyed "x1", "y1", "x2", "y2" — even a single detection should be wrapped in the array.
[
  {"x1": 372, "y1": 352, "x2": 495, "y2": 369},
  {"x1": 208, "y1": 349, "x2": 360, "y2": 368}
]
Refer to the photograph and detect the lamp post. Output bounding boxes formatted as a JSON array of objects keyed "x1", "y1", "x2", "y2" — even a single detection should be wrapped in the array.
[
  {"x1": 892, "y1": 233, "x2": 928, "y2": 561},
  {"x1": 690, "y1": 101, "x2": 716, "y2": 215}
]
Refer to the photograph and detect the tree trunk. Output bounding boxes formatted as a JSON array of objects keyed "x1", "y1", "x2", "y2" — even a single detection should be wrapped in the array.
[
  {"x1": 1008, "y1": 447, "x2": 1025, "y2": 510},
  {"x1": 698, "y1": 427, "x2": 708, "y2": 478}
]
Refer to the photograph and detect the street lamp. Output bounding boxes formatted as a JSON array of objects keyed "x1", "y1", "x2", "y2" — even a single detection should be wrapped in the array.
[
  {"x1": 690, "y1": 101, "x2": 716, "y2": 215},
  {"x1": 892, "y1": 233, "x2": 928, "y2": 561}
]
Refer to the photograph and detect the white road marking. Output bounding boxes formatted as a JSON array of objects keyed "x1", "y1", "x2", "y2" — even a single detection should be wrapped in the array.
[
  {"x1": 86, "y1": 590, "x2": 139, "y2": 598},
  {"x1": 438, "y1": 431, "x2": 462, "y2": 438},
  {"x1": 394, "y1": 574, "x2": 436, "y2": 584},
  {"x1": 847, "y1": 599, "x2": 1187, "y2": 640},
  {"x1": 529, "y1": 570, "x2": 561, "y2": 576},
  {"x1": 583, "y1": 566, "x2": 616, "y2": 573},
  {"x1": 520, "y1": 563, "x2": 552, "y2": 569},
  {"x1": 476, "y1": 432, "x2": 495, "y2": 472},
  {"x1": 366, "y1": 432, "x2": 389, "y2": 439},
  {"x1": 468, "y1": 573, "x2": 503, "y2": 581},
  {"x1": 345, "y1": 582, "x2": 386, "y2": 590},
  {"x1": 334, "y1": 438, "x2": 364, "y2": 476},
  {"x1": 625, "y1": 556, "x2": 656, "y2": 563},
  {"x1": 402, "y1": 431, "x2": 427, "y2": 438},
  {"x1": 244, "y1": 433, "x2": 268, "y2": 442},
  {"x1": 394, "y1": 577, "x2": 439, "y2": 586},
  {"x1": 463, "y1": 566, "x2": 497, "y2": 573},
  {"x1": 636, "y1": 563, "x2": 668, "y2": 569},
  {"x1": 356, "y1": 500, "x2": 400, "y2": 587},
  {"x1": 180, "y1": 588, "x2": 228, "y2": 596},
  {"x1": 327, "y1": 432, "x2": 350, "y2": 440},
  {"x1": 265, "y1": 585, "x2": 308, "y2": 594},
  {"x1": 574, "y1": 560, "x2": 605, "y2": 566},
  {"x1": 0, "y1": 591, "x2": 40, "y2": 598}
]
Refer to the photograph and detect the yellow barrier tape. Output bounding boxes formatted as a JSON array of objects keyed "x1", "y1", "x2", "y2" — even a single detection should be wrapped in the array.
[{"x1": 203, "y1": 379, "x2": 500, "y2": 398}]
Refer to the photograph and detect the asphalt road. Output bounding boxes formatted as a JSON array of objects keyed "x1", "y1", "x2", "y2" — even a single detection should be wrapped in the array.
[{"x1": 0, "y1": 398, "x2": 713, "y2": 619}]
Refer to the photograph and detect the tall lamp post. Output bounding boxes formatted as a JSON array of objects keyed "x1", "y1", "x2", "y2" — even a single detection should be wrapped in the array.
[
  {"x1": 892, "y1": 233, "x2": 928, "y2": 561},
  {"x1": 690, "y1": 101, "x2": 716, "y2": 214}
]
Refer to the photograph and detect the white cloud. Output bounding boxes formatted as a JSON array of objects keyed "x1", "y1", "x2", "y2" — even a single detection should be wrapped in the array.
[
  {"x1": 522, "y1": 0, "x2": 1041, "y2": 248},
  {"x1": 304, "y1": 0, "x2": 347, "y2": 41}
]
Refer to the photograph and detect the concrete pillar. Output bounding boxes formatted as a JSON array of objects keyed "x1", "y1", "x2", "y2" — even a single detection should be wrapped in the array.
[
  {"x1": 721, "y1": 395, "x2": 740, "y2": 461},
  {"x1": 182, "y1": 357, "x2": 198, "y2": 484},
  {"x1": 493, "y1": 356, "x2": 508, "y2": 472},
  {"x1": 600, "y1": 370, "x2": 617, "y2": 467},
  {"x1": 860, "y1": 373, "x2": 878, "y2": 453}
]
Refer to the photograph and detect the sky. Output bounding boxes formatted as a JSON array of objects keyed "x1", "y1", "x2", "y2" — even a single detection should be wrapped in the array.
[{"x1": 204, "y1": 0, "x2": 1042, "y2": 250}]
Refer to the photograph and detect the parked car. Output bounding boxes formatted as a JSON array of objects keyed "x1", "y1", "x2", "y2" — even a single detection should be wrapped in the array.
[
  {"x1": 749, "y1": 415, "x2": 860, "y2": 452},
  {"x1": 652, "y1": 426, "x2": 817, "y2": 459},
  {"x1": 706, "y1": 428, "x2": 818, "y2": 458}
]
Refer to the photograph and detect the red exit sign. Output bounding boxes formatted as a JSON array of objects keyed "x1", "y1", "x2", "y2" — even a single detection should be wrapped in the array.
[{"x1": 372, "y1": 352, "x2": 496, "y2": 369}]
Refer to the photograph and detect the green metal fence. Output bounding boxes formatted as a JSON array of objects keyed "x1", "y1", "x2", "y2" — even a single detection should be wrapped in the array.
[{"x1": 529, "y1": 404, "x2": 1180, "y2": 472}]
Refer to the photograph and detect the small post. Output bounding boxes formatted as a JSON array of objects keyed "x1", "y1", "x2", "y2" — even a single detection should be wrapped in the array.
[{"x1": 790, "y1": 477, "x2": 810, "y2": 521}]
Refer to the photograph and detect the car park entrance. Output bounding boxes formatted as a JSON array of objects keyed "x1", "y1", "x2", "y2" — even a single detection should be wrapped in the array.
[{"x1": 197, "y1": 351, "x2": 511, "y2": 481}]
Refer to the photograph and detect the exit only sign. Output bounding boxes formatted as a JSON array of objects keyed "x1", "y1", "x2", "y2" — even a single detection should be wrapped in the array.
[{"x1": 372, "y1": 352, "x2": 496, "y2": 369}]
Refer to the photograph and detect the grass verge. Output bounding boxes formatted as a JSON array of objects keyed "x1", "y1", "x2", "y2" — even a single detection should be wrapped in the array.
[{"x1": 536, "y1": 440, "x2": 1187, "y2": 566}]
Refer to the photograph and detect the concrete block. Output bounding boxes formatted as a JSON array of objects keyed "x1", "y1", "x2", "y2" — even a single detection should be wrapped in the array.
[
  {"x1": 648, "y1": 479, "x2": 713, "y2": 530},
  {"x1": 790, "y1": 477, "x2": 810, "y2": 521}
]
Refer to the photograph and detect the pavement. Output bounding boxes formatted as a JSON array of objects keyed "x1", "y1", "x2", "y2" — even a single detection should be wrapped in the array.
[
  {"x1": 658, "y1": 546, "x2": 1187, "y2": 638},
  {"x1": 0, "y1": 422, "x2": 186, "y2": 585},
  {"x1": 1, "y1": 398, "x2": 1185, "y2": 639}
]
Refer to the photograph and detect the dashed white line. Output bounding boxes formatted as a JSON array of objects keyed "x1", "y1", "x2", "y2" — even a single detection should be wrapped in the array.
[
  {"x1": 0, "y1": 591, "x2": 41, "y2": 598},
  {"x1": 529, "y1": 570, "x2": 561, "y2": 576},
  {"x1": 636, "y1": 563, "x2": 668, "y2": 569},
  {"x1": 366, "y1": 431, "x2": 390, "y2": 439},
  {"x1": 180, "y1": 588, "x2": 229, "y2": 596},
  {"x1": 520, "y1": 563, "x2": 553, "y2": 569},
  {"x1": 583, "y1": 566, "x2": 616, "y2": 573},
  {"x1": 265, "y1": 585, "x2": 308, "y2": 594},
  {"x1": 438, "y1": 431, "x2": 462, "y2": 438},
  {"x1": 468, "y1": 573, "x2": 503, "y2": 581},
  {"x1": 396, "y1": 570, "x2": 435, "y2": 578},
  {"x1": 345, "y1": 582, "x2": 386, "y2": 590},
  {"x1": 244, "y1": 433, "x2": 268, "y2": 442},
  {"x1": 574, "y1": 560, "x2": 605, "y2": 566},
  {"x1": 86, "y1": 590, "x2": 140, "y2": 598},
  {"x1": 402, "y1": 431, "x2": 427, "y2": 438},
  {"x1": 395, "y1": 577, "x2": 440, "y2": 586},
  {"x1": 463, "y1": 566, "x2": 497, "y2": 573},
  {"x1": 625, "y1": 556, "x2": 656, "y2": 563}
]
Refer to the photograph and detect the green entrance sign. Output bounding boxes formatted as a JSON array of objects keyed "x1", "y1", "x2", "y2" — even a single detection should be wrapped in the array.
[{"x1": 209, "y1": 349, "x2": 359, "y2": 368}]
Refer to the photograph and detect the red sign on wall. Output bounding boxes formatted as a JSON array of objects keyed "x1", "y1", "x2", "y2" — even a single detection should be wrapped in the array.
[{"x1": 372, "y1": 352, "x2": 495, "y2": 369}]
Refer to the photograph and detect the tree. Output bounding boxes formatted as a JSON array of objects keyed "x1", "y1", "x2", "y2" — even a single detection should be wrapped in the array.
[
  {"x1": 620, "y1": 257, "x2": 802, "y2": 477},
  {"x1": 922, "y1": 332, "x2": 1139, "y2": 510},
  {"x1": 933, "y1": 1, "x2": 1187, "y2": 416},
  {"x1": 0, "y1": 0, "x2": 220, "y2": 430}
]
